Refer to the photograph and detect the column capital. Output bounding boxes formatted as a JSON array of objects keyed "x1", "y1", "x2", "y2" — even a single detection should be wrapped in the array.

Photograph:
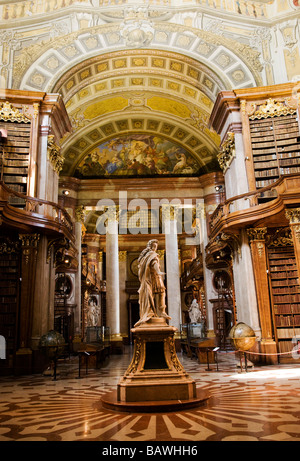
[
  {"x1": 157, "y1": 249, "x2": 165, "y2": 260},
  {"x1": 161, "y1": 203, "x2": 180, "y2": 221},
  {"x1": 105, "y1": 205, "x2": 120, "y2": 222},
  {"x1": 19, "y1": 233, "x2": 40, "y2": 248},
  {"x1": 285, "y1": 208, "x2": 300, "y2": 224},
  {"x1": 75, "y1": 205, "x2": 86, "y2": 223},
  {"x1": 119, "y1": 250, "x2": 127, "y2": 262},
  {"x1": 247, "y1": 227, "x2": 267, "y2": 242}
]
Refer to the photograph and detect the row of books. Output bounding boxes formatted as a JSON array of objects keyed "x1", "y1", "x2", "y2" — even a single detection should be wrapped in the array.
[
  {"x1": 272, "y1": 287, "x2": 300, "y2": 294},
  {"x1": 0, "y1": 313, "x2": 15, "y2": 324},
  {"x1": 0, "y1": 259, "x2": 18, "y2": 266},
  {"x1": 271, "y1": 279, "x2": 298, "y2": 287},
  {"x1": 277, "y1": 327, "x2": 300, "y2": 338},
  {"x1": 274, "y1": 304, "x2": 300, "y2": 314},
  {"x1": 273, "y1": 294, "x2": 300, "y2": 302}
]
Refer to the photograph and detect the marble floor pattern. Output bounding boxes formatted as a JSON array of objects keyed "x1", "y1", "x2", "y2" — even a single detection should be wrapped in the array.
[{"x1": 0, "y1": 347, "x2": 300, "y2": 442}]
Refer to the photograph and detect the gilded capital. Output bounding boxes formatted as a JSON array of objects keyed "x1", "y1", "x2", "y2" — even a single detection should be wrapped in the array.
[
  {"x1": 105, "y1": 205, "x2": 120, "y2": 222},
  {"x1": 75, "y1": 205, "x2": 86, "y2": 223},
  {"x1": 247, "y1": 227, "x2": 267, "y2": 242},
  {"x1": 161, "y1": 204, "x2": 180, "y2": 221},
  {"x1": 19, "y1": 233, "x2": 40, "y2": 248},
  {"x1": 119, "y1": 250, "x2": 127, "y2": 262},
  {"x1": 285, "y1": 208, "x2": 300, "y2": 224}
]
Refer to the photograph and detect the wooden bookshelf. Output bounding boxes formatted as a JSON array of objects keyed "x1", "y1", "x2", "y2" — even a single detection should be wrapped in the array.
[
  {"x1": 0, "y1": 121, "x2": 31, "y2": 205},
  {"x1": 268, "y1": 246, "x2": 300, "y2": 361},
  {"x1": 0, "y1": 248, "x2": 20, "y2": 372},
  {"x1": 249, "y1": 113, "x2": 300, "y2": 201}
]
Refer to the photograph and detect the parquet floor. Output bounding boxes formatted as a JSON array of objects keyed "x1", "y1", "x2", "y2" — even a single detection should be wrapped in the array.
[{"x1": 0, "y1": 347, "x2": 300, "y2": 442}]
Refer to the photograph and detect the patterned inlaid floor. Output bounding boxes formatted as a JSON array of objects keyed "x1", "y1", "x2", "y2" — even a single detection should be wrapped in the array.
[{"x1": 0, "y1": 348, "x2": 300, "y2": 442}]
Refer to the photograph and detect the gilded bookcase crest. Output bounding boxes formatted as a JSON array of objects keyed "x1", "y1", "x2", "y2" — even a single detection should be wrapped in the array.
[
  {"x1": 0, "y1": 101, "x2": 31, "y2": 123},
  {"x1": 249, "y1": 98, "x2": 297, "y2": 120}
]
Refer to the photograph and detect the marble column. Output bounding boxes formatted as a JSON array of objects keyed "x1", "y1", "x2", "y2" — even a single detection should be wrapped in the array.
[
  {"x1": 32, "y1": 235, "x2": 55, "y2": 349},
  {"x1": 105, "y1": 207, "x2": 122, "y2": 349},
  {"x1": 163, "y1": 205, "x2": 181, "y2": 332},
  {"x1": 196, "y1": 200, "x2": 216, "y2": 336},
  {"x1": 74, "y1": 206, "x2": 85, "y2": 337},
  {"x1": 247, "y1": 227, "x2": 277, "y2": 364},
  {"x1": 119, "y1": 250, "x2": 127, "y2": 340},
  {"x1": 16, "y1": 233, "x2": 40, "y2": 374}
]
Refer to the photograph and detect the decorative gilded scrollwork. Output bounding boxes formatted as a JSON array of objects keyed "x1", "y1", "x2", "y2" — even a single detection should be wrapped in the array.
[
  {"x1": 0, "y1": 238, "x2": 20, "y2": 254},
  {"x1": 267, "y1": 227, "x2": 293, "y2": 247},
  {"x1": 0, "y1": 101, "x2": 31, "y2": 123},
  {"x1": 166, "y1": 337, "x2": 183, "y2": 372},
  {"x1": 19, "y1": 233, "x2": 40, "y2": 264},
  {"x1": 249, "y1": 98, "x2": 297, "y2": 120},
  {"x1": 47, "y1": 135, "x2": 64, "y2": 174},
  {"x1": 125, "y1": 338, "x2": 142, "y2": 375},
  {"x1": 217, "y1": 132, "x2": 235, "y2": 173}
]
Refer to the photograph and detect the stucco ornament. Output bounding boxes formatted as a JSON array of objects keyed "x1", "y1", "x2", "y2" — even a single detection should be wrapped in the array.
[{"x1": 120, "y1": 8, "x2": 154, "y2": 48}]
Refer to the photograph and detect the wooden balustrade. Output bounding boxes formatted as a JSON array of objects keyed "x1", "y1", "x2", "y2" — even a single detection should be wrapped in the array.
[
  {"x1": 0, "y1": 180, "x2": 74, "y2": 238},
  {"x1": 209, "y1": 174, "x2": 300, "y2": 235}
]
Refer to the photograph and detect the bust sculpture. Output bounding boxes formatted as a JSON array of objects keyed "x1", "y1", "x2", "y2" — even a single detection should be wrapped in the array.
[{"x1": 134, "y1": 239, "x2": 171, "y2": 327}]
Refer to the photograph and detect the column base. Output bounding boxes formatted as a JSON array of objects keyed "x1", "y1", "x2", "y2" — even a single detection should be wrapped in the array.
[
  {"x1": 260, "y1": 339, "x2": 278, "y2": 365},
  {"x1": 15, "y1": 348, "x2": 32, "y2": 375}
]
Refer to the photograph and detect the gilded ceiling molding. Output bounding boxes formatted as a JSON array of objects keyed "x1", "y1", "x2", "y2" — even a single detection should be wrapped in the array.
[
  {"x1": 0, "y1": 101, "x2": 31, "y2": 123},
  {"x1": 13, "y1": 21, "x2": 263, "y2": 90},
  {"x1": 12, "y1": 23, "x2": 118, "y2": 88},
  {"x1": 157, "y1": 23, "x2": 263, "y2": 86}
]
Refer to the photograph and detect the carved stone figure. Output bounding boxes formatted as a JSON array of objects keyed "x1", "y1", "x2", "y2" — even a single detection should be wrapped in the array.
[
  {"x1": 134, "y1": 239, "x2": 171, "y2": 327},
  {"x1": 86, "y1": 298, "x2": 99, "y2": 327},
  {"x1": 188, "y1": 298, "x2": 202, "y2": 324}
]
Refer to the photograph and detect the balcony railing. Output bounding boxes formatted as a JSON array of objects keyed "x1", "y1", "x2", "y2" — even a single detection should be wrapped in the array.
[
  {"x1": 209, "y1": 174, "x2": 300, "y2": 235},
  {"x1": 0, "y1": 180, "x2": 74, "y2": 238}
]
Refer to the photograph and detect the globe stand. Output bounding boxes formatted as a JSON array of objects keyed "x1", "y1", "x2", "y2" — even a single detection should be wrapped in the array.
[{"x1": 101, "y1": 318, "x2": 210, "y2": 412}]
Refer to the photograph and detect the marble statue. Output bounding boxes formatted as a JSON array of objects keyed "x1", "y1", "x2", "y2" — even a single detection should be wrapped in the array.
[
  {"x1": 188, "y1": 298, "x2": 202, "y2": 324},
  {"x1": 134, "y1": 239, "x2": 171, "y2": 327},
  {"x1": 86, "y1": 299, "x2": 99, "y2": 327}
]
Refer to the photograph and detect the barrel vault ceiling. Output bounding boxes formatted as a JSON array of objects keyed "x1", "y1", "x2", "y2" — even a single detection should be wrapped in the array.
[{"x1": 54, "y1": 49, "x2": 227, "y2": 178}]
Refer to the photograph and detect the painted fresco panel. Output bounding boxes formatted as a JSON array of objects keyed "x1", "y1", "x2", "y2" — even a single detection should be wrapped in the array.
[{"x1": 74, "y1": 134, "x2": 200, "y2": 178}]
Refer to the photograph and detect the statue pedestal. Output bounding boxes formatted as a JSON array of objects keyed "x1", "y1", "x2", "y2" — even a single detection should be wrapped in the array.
[{"x1": 101, "y1": 318, "x2": 210, "y2": 412}]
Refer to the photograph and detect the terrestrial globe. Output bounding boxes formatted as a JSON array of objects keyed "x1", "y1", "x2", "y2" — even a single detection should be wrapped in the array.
[
  {"x1": 229, "y1": 322, "x2": 256, "y2": 351},
  {"x1": 39, "y1": 330, "x2": 66, "y2": 359}
]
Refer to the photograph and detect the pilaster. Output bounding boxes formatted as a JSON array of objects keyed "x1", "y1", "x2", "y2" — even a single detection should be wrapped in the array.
[
  {"x1": 247, "y1": 227, "x2": 277, "y2": 364},
  {"x1": 285, "y1": 208, "x2": 300, "y2": 279}
]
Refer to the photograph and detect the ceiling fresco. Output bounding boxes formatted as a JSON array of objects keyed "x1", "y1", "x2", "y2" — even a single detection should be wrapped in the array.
[{"x1": 74, "y1": 134, "x2": 201, "y2": 178}]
